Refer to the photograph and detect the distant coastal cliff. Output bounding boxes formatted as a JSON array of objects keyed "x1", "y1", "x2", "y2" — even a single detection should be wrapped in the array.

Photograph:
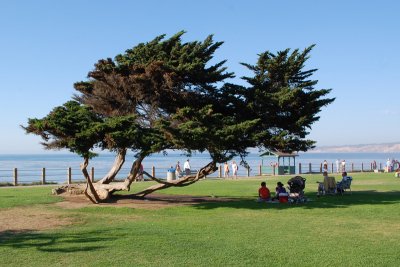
[{"x1": 311, "y1": 143, "x2": 400, "y2": 153}]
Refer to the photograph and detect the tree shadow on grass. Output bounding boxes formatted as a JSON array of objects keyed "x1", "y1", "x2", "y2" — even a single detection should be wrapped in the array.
[
  {"x1": 190, "y1": 190, "x2": 400, "y2": 210},
  {"x1": 0, "y1": 229, "x2": 114, "y2": 252}
]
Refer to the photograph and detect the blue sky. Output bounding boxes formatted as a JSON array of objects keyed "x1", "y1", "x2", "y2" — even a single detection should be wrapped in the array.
[{"x1": 1, "y1": 0, "x2": 399, "y2": 153}]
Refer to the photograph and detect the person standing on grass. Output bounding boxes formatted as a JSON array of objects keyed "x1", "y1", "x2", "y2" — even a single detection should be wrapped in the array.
[
  {"x1": 175, "y1": 161, "x2": 182, "y2": 179},
  {"x1": 139, "y1": 163, "x2": 144, "y2": 181},
  {"x1": 386, "y1": 158, "x2": 391, "y2": 172},
  {"x1": 336, "y1": 159, "x2": 340, "y2": 173},
  {"x1": 223, "y1": 162, "x2": 230, "y2": 178},
  {"x1": 323, "y1": 160, "x2": 328, "y2": 172},
  {"x1": 341, "y1": 160, "x2": 346, "y2": 172},
  {"x1": 372, "y1": 160, "x2": 377, "y2": 170},
  {"x1": 257, "y1": 181, "x2": 271, "y2": 202},
  {"x1": 184, "y1": 159, "x2": 191, "y2": 175},
  {"x1": 231, "y1": 161, "x2": 238, "y2": 179}
]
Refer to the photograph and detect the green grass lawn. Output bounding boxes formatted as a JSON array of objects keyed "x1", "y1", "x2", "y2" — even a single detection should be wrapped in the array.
[{"x1": 1, "y1": 172, "x2": 399, "y2": 266}]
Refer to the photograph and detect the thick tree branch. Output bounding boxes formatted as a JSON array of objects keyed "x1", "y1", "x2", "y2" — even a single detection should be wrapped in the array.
[
  {"x1": 98, "y1": 148, "x2": 127, "y2": 184},
  {"x1": 133, "y1": 161, "x2": 217, "y2": 197}
]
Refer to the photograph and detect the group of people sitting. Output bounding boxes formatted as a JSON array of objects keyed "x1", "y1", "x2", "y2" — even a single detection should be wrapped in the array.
[
  {"x1": 257, "y1": 181, "x2": 287, "y2": 202},
  {"x1": 257, "y1": 171, "x2": 352, "y2": 202},
  {"x1": 317, "y1": 171, "x2": 351, "y2": 196}
]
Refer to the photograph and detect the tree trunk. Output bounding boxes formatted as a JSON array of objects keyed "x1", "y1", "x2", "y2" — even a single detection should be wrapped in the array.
[
  {"x1": 123, "y1": 155, "x2": 146, "y2": 190},
  {"x1": 81, "y1": 157, "x2": 101, "y2": 204},
  {"x1": 97, "y1": 148, "x2": 127, "y2": 184},
  {"x1": 52, "y1": 153, "x2": 140, "y2": 202},
  {"x1": 133, "y1": 161, "x2": 217, "y2": 197},
  {"x1": 53, "y1": 159, "x2": 218, "y2": 203}
]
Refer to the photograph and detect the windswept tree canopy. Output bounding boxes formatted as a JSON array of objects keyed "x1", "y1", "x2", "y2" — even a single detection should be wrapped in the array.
[
  {"x1": 23, "y1": 32, "x2": 334, "y2": 201},
  {"x1": 72, "y1": 31, "x2": 254, "y2": 162},
  {"x1": 240, "y1": 45, "x2": 334, "y2": 152},
  {"x1": 22, "y1": 101, "x2": 102, "y2": 159}
]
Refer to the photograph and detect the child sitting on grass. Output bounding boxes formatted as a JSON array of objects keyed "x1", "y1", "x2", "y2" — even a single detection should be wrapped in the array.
[
  {"x1": 257, "y1": 181, "x2": 271, "y2": 202},
  {"x1": 272, "y1": 181, "x2": 287, "y2": 200}
]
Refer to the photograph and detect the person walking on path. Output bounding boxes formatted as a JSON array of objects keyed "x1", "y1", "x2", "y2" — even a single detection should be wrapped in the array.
[
  {"x1": 184, "y1": 159, "x2": 191, "y2": 176},
  {"x1": 223, "y1": 162, "x2": 230, "y2": 178}
]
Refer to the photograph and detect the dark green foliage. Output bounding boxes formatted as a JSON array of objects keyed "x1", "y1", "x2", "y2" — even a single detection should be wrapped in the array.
[
  {"x1": 73, "y1": 31, "x2": 240, "y2": 161},
  {"x1": 240, "y1": 45, "x2": 335, "y2": 152},
  {"x1": 22, "y1": 101, "x2": 102, "y2": 159},
  {"x1": 157, "y1": 105, "x2": 260, "y2": 162},
  {"x1": 23, "y1": 32, "x2": 334, "y2": 186},
  {"x1": 74, "y1": 31, "x2": 233, "y2": 119}
]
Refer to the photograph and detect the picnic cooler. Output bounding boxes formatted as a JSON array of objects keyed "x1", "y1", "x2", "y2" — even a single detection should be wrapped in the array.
[{"x1": 279, "y1": 193, "x2": 289, "y2": 203}]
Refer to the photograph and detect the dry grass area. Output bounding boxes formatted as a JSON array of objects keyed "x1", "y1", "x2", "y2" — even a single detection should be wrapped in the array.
[
  {"x1": 0, "y1": 207, "x2": 75, "y2": 232},
  {"x1": 0, "y1": 193, "x2": 238, "y2": 233}
]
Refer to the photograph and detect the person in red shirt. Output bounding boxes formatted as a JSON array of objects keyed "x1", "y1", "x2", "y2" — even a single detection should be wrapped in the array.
[{"x1": 257, "y1": 181, "x2": 271, "y2": 202}]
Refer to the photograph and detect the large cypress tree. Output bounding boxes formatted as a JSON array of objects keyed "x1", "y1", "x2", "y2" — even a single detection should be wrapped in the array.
[{"x1": 23, "y1": 33, "x2": 334, "y2": 201}]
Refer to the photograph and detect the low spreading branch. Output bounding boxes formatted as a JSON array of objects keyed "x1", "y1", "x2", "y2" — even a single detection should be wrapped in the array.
[{"x1": 133, "y1": 161, "x2": 218, "y2": 197}]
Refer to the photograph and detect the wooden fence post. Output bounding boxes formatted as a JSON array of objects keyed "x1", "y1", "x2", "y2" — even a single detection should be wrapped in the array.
[
  {"x1": 247, "y1": 166, "x2": 250, "y2": 177},
  {"x1": 361, "y1": 163, "x2": 364, "y2": 172},
  {"x1": 152, "y1": 166, "x2": 155, "y2": 178},
  {"x1": 299, "y1": 163, "x2": 302, "y2": 174},
  {"x1": 273, "y1": 165, "x2": 276, "y2": 176},
  {"x1": 68, "y1": 167, "x2": 72, "y2": 184},
  {"x1": 13, "y1": 168, "x2": 18, "y2": 186},
  {"x1": 319, "y1": 163, "x2": 322, "y2": 173},
  {"x1": 259, "y1": 165, "x2": 262, "y2": 176},
  {"x1": 309, "y1": 163, "x2": 312, "y2": 174},
  {"x1": 331, "y1": 163, "x2": 334, "y2": 173},
  {"x1": 219, "y1": 164, "x2": 222, "y2": 178},
  {"x1": 42, "y1": 168, "x2": 46, "y2": 184}
]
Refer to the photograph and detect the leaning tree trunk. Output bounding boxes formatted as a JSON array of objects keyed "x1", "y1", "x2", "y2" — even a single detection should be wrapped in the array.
[
  {"x1": 52, "y1": 153, "x2": 144, "y2": 202},
  {"x1": 123, "y1": 154, "x2": 146, "y2": 190},
  {"x1": 97, "y1": 148, "x2": 127, "y2": 184},
  {"x1": 53, "y1": 156, "x2": 218, "y2": 203},
  {"x1": 81, "y1": 157, "x2": 101, "y2": 204},
  {"x1": 133, "y1": 161, "x2": 218, "y2": 197}
]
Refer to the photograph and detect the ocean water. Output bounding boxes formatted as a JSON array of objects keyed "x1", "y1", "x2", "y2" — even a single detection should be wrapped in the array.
[{"x1": 0, "y1": 152, "x2": 399, "y2": 184}]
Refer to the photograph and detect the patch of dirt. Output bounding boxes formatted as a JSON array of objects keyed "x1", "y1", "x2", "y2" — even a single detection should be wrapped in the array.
[
  {"x1": 0, "y1": 207, "x2": 74, "y2": 232},
  {"x1": 55, "y1": 193, "x2": 240, "y2": 210},
  {"x1": 0, "y1": 194, "x2": 239, "y2": 233}
]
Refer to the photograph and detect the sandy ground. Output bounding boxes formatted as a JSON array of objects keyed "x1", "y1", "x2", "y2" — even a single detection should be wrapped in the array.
[{"x1": 0, "y1": 193, "x2": 238, "y2": 233}]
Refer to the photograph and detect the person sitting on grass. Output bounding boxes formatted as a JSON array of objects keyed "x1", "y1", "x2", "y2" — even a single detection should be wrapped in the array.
[
  {"x1": 272, "y1": 181, "x2": 287, "y2": 200},
  {"x1": 257, "y1": 181, "x2": 271, "y2": 202}
]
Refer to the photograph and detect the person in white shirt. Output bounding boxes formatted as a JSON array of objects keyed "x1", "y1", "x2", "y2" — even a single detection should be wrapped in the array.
[
  {"x1": 386, "y1": 159, "x2": 391, "y2": 172},
  {"x1": 184, "y1": 159, "x2": 191, "y2": 175},
  {"x1": 231, "y1": 161, "x2": 238, "y2": 179},
  {"x1": 335, "y1": 159, "x2": 340, "y2": 173}
]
